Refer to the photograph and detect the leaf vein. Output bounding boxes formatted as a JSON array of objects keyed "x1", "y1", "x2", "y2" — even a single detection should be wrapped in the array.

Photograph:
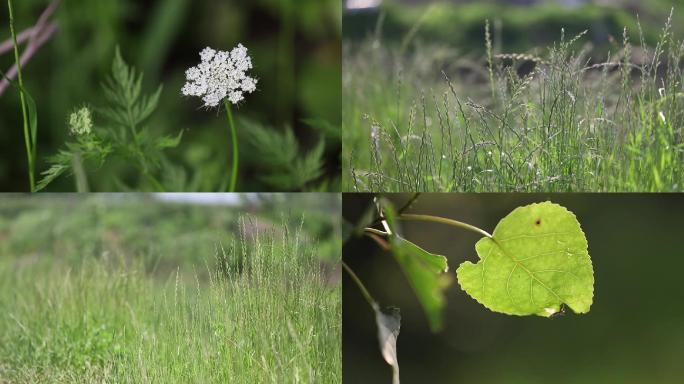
[
  {"x1": 506, "y1": 264, "x2": 517, "y2": 306},
  {"x1": 481, "y1": 246, "x2": 494, "y2": 300},
  {"x1": 516, "y1": 249, "x2": 567, "y2": 262},
  {"x1": 497, "y1": 231, "x2": 574, "y2": 242},
  {"x1": 492, "y1": 239, "x2": 565, "y2": 304}
]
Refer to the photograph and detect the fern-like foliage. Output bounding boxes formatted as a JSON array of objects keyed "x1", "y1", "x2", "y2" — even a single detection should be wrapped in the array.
[
  {"x1": 36, "y1": 136, "x2": 111, "y2": 191},
  {"x1": 100, "y1": 48, "x2": 180, "y2": 174},
  {"x1": 244, "y1": 119, "x2": 325, "y2": 191},
  {"x1": 302, "y1": 118, "x2": 341, "y2": 144},
  {"x1": 37, "y1": 47, "x2": 181, "y2": 191}
]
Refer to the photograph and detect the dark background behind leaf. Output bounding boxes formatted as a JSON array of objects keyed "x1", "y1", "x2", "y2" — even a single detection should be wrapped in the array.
[
  {"x1": 0, "y1": 0, "x2": 341, "y2": 191},
  {"x1": 344, "y1": 193, "x2": 684, "y2": 383}
]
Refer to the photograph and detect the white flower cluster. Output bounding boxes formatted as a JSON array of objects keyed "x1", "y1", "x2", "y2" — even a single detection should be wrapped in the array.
[
  {"x1": 181, "y1": 44, "x2": 257, "y2": 107},
  {"x1": 69, "y1": 107, "x2": 93, "y2": 136}
]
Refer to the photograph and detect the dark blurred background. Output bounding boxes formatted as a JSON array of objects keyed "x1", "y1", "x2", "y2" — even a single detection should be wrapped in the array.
[
  {"x1": 0, "y1": 0, "x2": 341, "y2": 191},
  {"x1": 344, "y1": 193, "x2": 684, "y2": 383},
  {"x1": 344, "y1": 0, "x2": 682, "y2": 53}
]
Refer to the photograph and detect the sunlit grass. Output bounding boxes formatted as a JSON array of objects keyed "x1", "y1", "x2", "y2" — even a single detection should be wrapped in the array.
[
  {"x1": 344, "y1": 11, "x2": 684, "y2": 192},
  {"x1": 0, "y1": 219, "x2": 341, "y2": 383}
]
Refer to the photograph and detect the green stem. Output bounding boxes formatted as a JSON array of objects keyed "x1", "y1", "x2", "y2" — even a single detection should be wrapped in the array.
[
  {"x1": 72, "y1": 152, "x2": 89, "y2": 192},
  {"x1": 128, "y1": 126, "x2": 164, "y2": 192},
  {"x1": 224, "y1": 100, "x2": 238, "y2": 192},
  {"x1": 342, "y1": 261, "x2": 376, "y2": 309},
  {"x1": 399, "y1": 213, "x2": 493, "y2": 238},
  {"x1": 7, "y1": 0, "x2": 34, "y2": 192}
]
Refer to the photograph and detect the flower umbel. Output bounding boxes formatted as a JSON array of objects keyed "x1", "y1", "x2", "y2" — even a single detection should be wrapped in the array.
[
  {"x1": 181, "y1": 44, "x2": 258, "y2": 108},
  {"x1": 69, "y1": 107, "x2": 93, "y2": 136}
]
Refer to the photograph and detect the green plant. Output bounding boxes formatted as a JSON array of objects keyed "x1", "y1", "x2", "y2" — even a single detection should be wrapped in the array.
[
  {"x1": 181, "y1": 45, "x2": 258, "y2": 192},
  {"x1": 36, "y1": 48, "x2": 181, "y2": 191},
  {"x1": 344, "y1": 195, "x2": 594, "y2": 383},
  {"x1": 0, "y1": 213, "x2": 341, "y2": 383},
  {"x1": 1, "y1": 0, "x2": 341, "y2": 192},
  {"x1": 5, "y1": 0, "x2": 39, "y2": 191},
  {"x1": 244, "y1": 118, "x2": 326, "y2": 191}
]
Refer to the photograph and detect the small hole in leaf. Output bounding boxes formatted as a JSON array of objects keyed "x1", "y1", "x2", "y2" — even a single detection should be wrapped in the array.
[{"x1": 535, "y1": 219, "x2": 541, "y2": 225}]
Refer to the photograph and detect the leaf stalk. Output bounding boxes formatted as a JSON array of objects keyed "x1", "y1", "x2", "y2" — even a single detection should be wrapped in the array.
[
  {"x1": 342, "y1": 261, "x2": 376, "y2": 309},
  {"x1": 399, "y1": 213, "x2": 493, "y2": 238}
]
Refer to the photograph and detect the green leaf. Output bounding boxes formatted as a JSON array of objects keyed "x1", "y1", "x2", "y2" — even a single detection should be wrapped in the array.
[
  {"x1": 292, "y1": 138, "x2": 325, "y2": 185},
  {"x1": 391, "y1": 236, "x2": 449, "y2": 331},
  {"x1": 244, "y1": 119, "x2": 298, "y2": 166},
  {"x1": 374, "y1": 304, "x2": 401, "y2": 384},
  {"x1": 245, "y1": 118, "x2": 326, "y2": 190},
  {"x1": 301, "y1": 117, "x2": 341, "y2": 142},
  {"x1": 457, "y1": 202, "x2": 594, "y2": 317},
  {"x1": 36, "y1": 132, "x2": 111, "y2": 191},
  {"x1": 136, "y1": 85, "x2": 163, "y2": 125},
  {"x1": 381, "y1": 200, "x2": 449, "y2": 331},
  {"x1": 101, "y1": 47, "x2": 159, "y2": 132},
  {"x1": 35, "y1": 151, "x2": 72, "y2": 192},
  {"x1": 155, "y1": 130, "x2": 184, "y2": 149}
]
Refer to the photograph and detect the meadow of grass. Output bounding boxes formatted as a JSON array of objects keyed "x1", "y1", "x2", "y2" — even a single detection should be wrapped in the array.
[
  {"x1": 343, "y1": 11, "x2": 684, "y2": 192},
  {"x1": 0, "y1": 196, "x2": 341, "y2": 383}
]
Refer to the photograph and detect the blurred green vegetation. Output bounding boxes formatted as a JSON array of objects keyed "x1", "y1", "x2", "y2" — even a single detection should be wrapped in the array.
[
  {"x1": 1, "y1": 0, "x2": 341, "y2": 191},
  {"x1": 0, "y1": 193, "x2": 342, "y2": 382},
  {"x1": 343, "y1": 0, "x2": 684, "y2": 192},
  {"x1": 344, "y1": 193, "x2": 684, "y2": 383},
  {"x1": 344, "y1": 0, "x2": 682, "y2": 53},
  {"x1": 0, "y1": 193, "x2": 341, "y2": 276}
]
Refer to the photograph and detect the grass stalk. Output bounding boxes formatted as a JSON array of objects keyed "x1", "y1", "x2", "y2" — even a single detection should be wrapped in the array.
[
  {"x1": 344, "y1": 15, "x2": 684, "y2": 192},
  {"x1": 7, "y1": 0, "x2": 35, "y2": 192},
  {"x1": 0, "y1": 214, "x2": 341, "y2": 382}
]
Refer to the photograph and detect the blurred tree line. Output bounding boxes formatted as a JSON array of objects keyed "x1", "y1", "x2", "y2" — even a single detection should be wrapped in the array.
[
  {"x1": 0, "y1": 193, "x2": 341, "y2": 274},
  {"x1": 345, "y1": 0, "x2": 682, "y2": 54}
]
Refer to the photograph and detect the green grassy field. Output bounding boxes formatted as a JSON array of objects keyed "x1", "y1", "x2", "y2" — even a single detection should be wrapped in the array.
[
  {"x1": 343, "y1": 11, "x2": 684, "y2": 192},
  {"x1": 0, "y1": 196, "x2": 341, "y2": 383}
]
